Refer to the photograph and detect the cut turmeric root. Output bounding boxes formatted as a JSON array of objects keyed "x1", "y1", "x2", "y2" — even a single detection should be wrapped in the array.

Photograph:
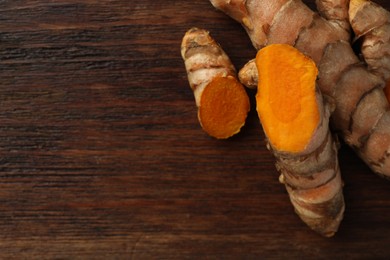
[
  {"x1": 256, "y1": 44, "x2": 344, "y2": 237},
  {"x1": 181, "y1": 28, "x2": 250, "y2": 139}
]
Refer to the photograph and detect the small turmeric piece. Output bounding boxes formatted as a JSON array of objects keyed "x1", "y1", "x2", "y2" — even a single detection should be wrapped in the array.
[
  {"x1": 181, "y1": 28, "x2": 250, "y2": 139},
  {"x1": 256, "y1": 44, "x2": 344, "y2": 237},
  {"x1": 238, "y1": 59, "x2": 257, "y2": 89}
]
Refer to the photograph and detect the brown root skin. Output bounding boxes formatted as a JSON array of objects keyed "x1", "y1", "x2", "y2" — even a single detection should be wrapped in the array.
[
  {"x1": 349, "y1": 0, "x2": 390, "y2": 39},
  {"x1": 181, "y1": 27, "x2": 250, "y2": 139},
  {"x1": 256, "y1": 44, "x2": 344, "y2": 237},
  {"x1": 349, "y1": 0, "x2": 390, "y2": 98},
  {"x1": 315, "y1": 0, "x2": 351, "y2": 35},
  {"x1": 347, "y1": 0, "x2": 390, "y2": 177}
]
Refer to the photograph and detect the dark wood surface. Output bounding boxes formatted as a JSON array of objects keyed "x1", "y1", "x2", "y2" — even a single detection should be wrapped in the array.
[{"x1": 1, "y1": 0, "x2": 390, "y2": 258}]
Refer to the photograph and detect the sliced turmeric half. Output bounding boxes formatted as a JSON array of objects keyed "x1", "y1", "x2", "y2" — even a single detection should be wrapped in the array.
[
  {"x1": 199, "y1": 75, "x2": 250, "y2": 139},
  {"x1": 256, "y1": 44, "x2": 320, "y2": 153}
]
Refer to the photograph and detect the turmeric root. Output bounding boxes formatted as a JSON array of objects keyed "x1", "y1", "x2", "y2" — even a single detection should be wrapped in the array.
[
  {"x1": 256, "y1": 44, "x2": 344, "y2": 237},
  {"x1": 210, "y1": 0, "x2": 390, "y2": 178},
  {"x1": 349, "y1": 0, "x2": 390, "y2": 102},
  {"x1": 238, "y1": 59, "x2": 257, "y2": 89},
  {"x1": 181, "y1": 28, "x2": 250, "y2": 139}
]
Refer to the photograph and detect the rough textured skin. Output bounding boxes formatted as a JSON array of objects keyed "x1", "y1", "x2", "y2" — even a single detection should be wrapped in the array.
[
  {"x1": 210, "y1": 0, "x2": 390, "y2": 178},
  {"x1": 181, "y1": 27, "x2": 236, "y2": 107},
  {"x1": 316, "y1": 0, "x2": 351, "y2": 33},
  {"x1": 275, "y1": 104, "x2": 345, "y2": 237},
  {"x1": 349, "y1": 0, "x2": 390, "y2": 81}
]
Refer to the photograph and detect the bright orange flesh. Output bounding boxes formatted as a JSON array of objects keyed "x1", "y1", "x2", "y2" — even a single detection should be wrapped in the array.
[
  {"x1": 256, "y1": 44, "x2": 320, "y2": 153},
  {"x1": 199, "y1": 76, "x2": 250, "y2": 139}
]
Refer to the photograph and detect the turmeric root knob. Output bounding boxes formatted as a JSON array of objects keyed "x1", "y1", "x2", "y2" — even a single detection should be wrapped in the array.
[
  {"x1": 256, "y1": 44, "x2": 320, "y2": 153},
  {"x1": 181, "y1": 28, "x2": 250, "y2": 139}
]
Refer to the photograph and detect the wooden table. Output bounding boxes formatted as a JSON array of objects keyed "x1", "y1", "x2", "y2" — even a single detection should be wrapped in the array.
[{"x1": 1, "y1": 0, "x2": 389, "y2": 258}]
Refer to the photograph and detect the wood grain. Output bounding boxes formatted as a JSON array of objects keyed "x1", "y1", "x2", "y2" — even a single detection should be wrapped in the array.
[{"x1": 0, "y1": 0, "x2": 390, "y2": 258}]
